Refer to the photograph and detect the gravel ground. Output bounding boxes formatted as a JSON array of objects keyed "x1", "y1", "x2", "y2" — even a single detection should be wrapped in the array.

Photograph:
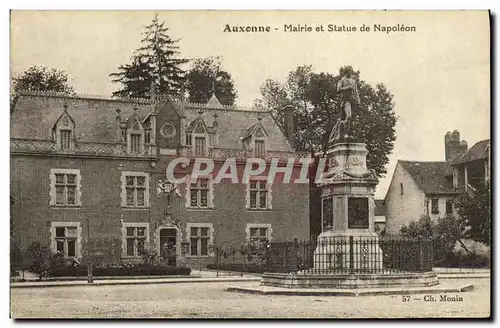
[{"x1": 10, "y1": 278, "x2": 490, "y2": 319}]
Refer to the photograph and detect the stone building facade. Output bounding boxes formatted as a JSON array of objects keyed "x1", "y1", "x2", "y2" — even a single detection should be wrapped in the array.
[
  {"x1": 384, "y1": 130, "x2": 490, "y2": 234},
  {"x1": 10, "y1": 91, "x2": 310, "y2": 267}
]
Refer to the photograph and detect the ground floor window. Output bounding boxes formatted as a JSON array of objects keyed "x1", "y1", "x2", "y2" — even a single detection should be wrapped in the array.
[
  {"x1": 121, "y1": 223, "x2": 149, "y2": 257},
  {"x1": 186, "y1": 223, "x2": 214, "y2": 257},
  {"x1": 50, "y1": 222, "x2": 82, "y2": 259},
  {"x1": 246, "y1": 224, "x2": 272, "y2": 244}
]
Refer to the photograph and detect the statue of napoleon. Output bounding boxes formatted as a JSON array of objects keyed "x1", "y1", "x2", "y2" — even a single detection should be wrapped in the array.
[{"x1": 328, "y1": 66, "x2": 361, "y2": 142}]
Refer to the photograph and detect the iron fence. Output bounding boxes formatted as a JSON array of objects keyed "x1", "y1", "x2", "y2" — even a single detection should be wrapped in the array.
[{"x1": 212, "y1": 236, "x2": 434, "y2": 275}]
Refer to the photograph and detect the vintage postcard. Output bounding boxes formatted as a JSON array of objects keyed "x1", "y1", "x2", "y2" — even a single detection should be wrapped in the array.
[{"x1": 9, "y1": 10, "x2": 490, "y2": 319}]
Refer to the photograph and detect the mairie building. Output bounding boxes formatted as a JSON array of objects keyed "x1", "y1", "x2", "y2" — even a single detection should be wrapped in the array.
[{"x1": 10, "y1": 91, "x2": 310, "y2": 267}]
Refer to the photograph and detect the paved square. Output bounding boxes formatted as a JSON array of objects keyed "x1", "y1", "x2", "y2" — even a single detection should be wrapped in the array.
[{"x1": 10, "y1": 278, "x2": 490, "y2": 318}]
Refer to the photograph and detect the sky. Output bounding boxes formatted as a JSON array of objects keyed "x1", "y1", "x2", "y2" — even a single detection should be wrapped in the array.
[{"x1": 10, "y1": 10, "x2": 490, "y2": 198}]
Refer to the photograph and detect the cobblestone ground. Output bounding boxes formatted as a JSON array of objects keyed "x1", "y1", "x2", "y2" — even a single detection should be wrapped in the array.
[{"x1": 10, "y1": 278, "x2": 490, "y2": 319}]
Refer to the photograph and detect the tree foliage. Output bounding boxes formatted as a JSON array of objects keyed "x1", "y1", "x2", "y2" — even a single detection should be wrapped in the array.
[
  {"x1": 186, "y1": 56, "x2": 237, "y2": 106},
  {"x1": 254, "y1": 65, "x2": 397, "y2": 178},
  {"x1": 12, "y1": 65, "x2": 75, "y2": 94},
  {"x1": 110, "y1": 14, "x2": 188, "y2": 99},
  {"x1": 453, "y1": 181, "x2": 491, "y2": 246}
]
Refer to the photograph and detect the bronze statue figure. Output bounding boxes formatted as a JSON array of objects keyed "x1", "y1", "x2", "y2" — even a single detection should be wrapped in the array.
[{"x1": 328, "y1": 66, "x2": 361, "y2": 142}]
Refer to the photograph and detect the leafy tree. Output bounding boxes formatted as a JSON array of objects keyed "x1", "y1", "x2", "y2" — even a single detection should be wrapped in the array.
[
  {"x1": 453, "y1": 181, "x2": 491, "y2": 246},
  {"x1": 254, "y1": 65, "x2": 397, "y2": 179},
  {"x1": 110, "y1": 13, "x2": 188, "y2": 99},
  {"x1": 399, "y1": 215, "x2": 458, "y2": 265},
  {"x1": 11, "y1": 65, "x2": 75, "y2": 112},
  {"x1": 12, "y1": 65, "x2": 76, "y2": 94},
  {"x1": 186, "y1": 56, "x2": 237, "y2": 106}
]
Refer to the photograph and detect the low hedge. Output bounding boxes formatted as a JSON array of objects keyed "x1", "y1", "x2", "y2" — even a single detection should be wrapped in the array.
[
  {"x1": 434, "y1": 253, "x2": 490, "y2": 268},
  {"x1": 49, "y1": 264, "x2": 191, "y2": 277},
  {"x1": 206, "y1": 263, "x2": 266, "y2": 274}
]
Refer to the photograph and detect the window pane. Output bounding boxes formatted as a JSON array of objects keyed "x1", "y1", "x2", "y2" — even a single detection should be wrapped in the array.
[
  {"x1": 200, "y1": 190, "x2": 208, "y2": 207},
  {"x1": 137, "y1": 189, "x2": 145, "y2": 206},
  {"x1": 137, "y1": 227, "x2": 146, "y2": 237},
  {"x1": 127, "y1": 239, "x2": 135, "y2": 256},
  {"x1": 131, "y1": 134, "x2": 141, "y2": 153},
  {"x1": 200, "y1": 227, "x2": 209, "y2": 237},
  {"x1": 67, "y1": 239, "x2": 76, "y2": 257},
  {"x1": 126, "y1": 227, "x2": 135, "y2": 237},
  {"x1": 186, "y1": 133, "x2": 192, "y2": 146},
  {"x1": 60, "y1": 130, "x2": 71, "y2": 150},
  {"x1": 260, "y1": 228, "x2": 268, "y2": 237},
  {"x1": 190, "y1": 238, "x2": 198, "y2": 256},
  {"x1": 255, "y1": 140, "x2": 265, "y2": 157},
  {"x1": 250, "y1": 181, "x2": 257, "y2": 189},
  {"x1": 55, "y1": 174, "x2": 65, "y2": 184},
  {"x1": 259, "y1": 181, "x2": 266, "y2": 190},
  {"x1": 195, "y1": 137, "x2": 206, "y2": 156},
  {"x1": 126, "y1": 177, "x2": 135, "y2": 186},
  {"x1": 250, "y1": 228, "x2": 258, "y2": 237},
  {"x1": 56, "y1": 186, "x2": 64, "y2": 204},
  {"x1": 56, "y1": 239, "x2": 64, "y2": 253},
  {"x1": 250, "y1": 191, "x2": 257, "y2": 208},
  {"x1": 67, "y1": 187, "x2": 76, "y2": 205},
  {"x1": 259, "y1": 191, "x2": 267, "y2": 208},
  {"x1": 137, "y1": 239, "x2": 145, "y2": 255},
  {"x1": 66, "y1": 174, "x2": 76, "y2": 185},
  {"x1": 200, "y1": 179, "x2": 208, "y2": 188},
  {"x1": 190, "y1": 190, "x2": 198, "y2": 206},
  {"x1": 66, "y1": 227, "x2": 77, "y2": 237},
  {"x1": 136, "y1": 176, "x2": 145, "y2": 186},
  {"x1": 201, "y1": 239, "x2": 208, "y2": 256},
  {"x1": 56, "y1": 227, "x2": 65, "y2": 237},
  {"x1": 126, "y1": 188, "x2": 135, "y2": 206},
  {"x1": 191, "y1": 227, "x2": 199, "y2": 237}
]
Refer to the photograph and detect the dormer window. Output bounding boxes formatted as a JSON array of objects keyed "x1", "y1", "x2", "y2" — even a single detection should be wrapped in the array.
[
  {"x1": 130, "y1": 133, "x2": 142, "y2": 154},
  {"x1": 195, "y1": 136, "x2": 207, "y2": 156},
  {"x1": 60, "y1": 130, "x2": 72, "y2": 150},
  {"x1": 53, "y1": 104, "x2": 75, "y2": 151},
  {"x1": 126, "y1": 110, "x2": 145, "y2": 155},
  {"x1": 186, "y1": 117, "x2": 209, "y2": 157},
  {"x1": 254, "y1": 139, "x2": 266, "y2": 158},
  {"x1": 245, "y1": 120, "x2": 268, "y2": 158}
]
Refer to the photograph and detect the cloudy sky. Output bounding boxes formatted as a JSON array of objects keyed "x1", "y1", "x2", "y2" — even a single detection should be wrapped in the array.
[{"x1": 10, "y1": 10, "x2": 490, "y2": 198}]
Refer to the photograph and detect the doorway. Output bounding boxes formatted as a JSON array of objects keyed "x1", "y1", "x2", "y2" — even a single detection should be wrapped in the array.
[{"x1": 159, "y1": 228, "x2": 177, "y2": 266}]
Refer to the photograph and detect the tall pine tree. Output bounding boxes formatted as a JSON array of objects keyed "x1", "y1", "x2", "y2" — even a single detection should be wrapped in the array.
[{"x1": 110, "y1": 14, "x2": 188, "y2": 99}]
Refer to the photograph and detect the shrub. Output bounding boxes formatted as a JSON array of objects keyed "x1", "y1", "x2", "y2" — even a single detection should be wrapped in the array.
[
  {"x1": 27, "y1": 242, "x2": 53, "y2": 279},
  {"x1": 141, "y1": 248, "x2": 161, "y2": 266},
  {"x1": 49, "y1": 264, "x2": 191, "y2": 277},
  {"x1": 206, "y1": 263, "x2": 266, "y2": 274}
]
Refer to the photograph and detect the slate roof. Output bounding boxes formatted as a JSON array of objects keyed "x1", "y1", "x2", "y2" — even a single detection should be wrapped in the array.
[
  {"x1": 374, "y1": 199, "x2": 386, "y2": 217},
  {"x1": 182, "y1": 104, "x2": 292, "y2": 152},
  {"x1": 10, "y1": 92, "x2": 151, "y2": 143},
  {"x1": 10, "y1": 91, "x2": 294, "y2": 152},
  {"x1": 453, "y1": 139, "x2": 490, "y2": 164},
  {"x1": 399, "y1": 160, "x2": 456, "y2": 195}
]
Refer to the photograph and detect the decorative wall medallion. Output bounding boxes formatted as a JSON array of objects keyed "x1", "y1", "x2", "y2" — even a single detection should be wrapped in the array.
[
  {"x1": 329, "y1": 158, "x2": 339, "y2": 168},
  {"x1": 160, "y1": 123, "x2": 176, "y2": 140},
  {"x1": 349, "y1": 156, "x2": 363, "y2": 166}
]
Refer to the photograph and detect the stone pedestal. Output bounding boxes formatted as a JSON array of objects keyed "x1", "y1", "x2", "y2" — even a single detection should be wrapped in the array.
[{"x1": 314, "y1": 141, "x2": 382, "y2": 271}]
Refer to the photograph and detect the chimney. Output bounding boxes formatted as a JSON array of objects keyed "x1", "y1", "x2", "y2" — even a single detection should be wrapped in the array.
[
  {"x1": 282, "y1": 105, "x2": 295, "y2": 145},
  {"x1": 445, "y1": 130, "x2": 467, "y2": 162},
  {"x1": 150, "y1": 78, "x2": 156, "y2": 102},
  {"x1": 115, "y1": 108, "x2": 122, "y2": 141}
]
